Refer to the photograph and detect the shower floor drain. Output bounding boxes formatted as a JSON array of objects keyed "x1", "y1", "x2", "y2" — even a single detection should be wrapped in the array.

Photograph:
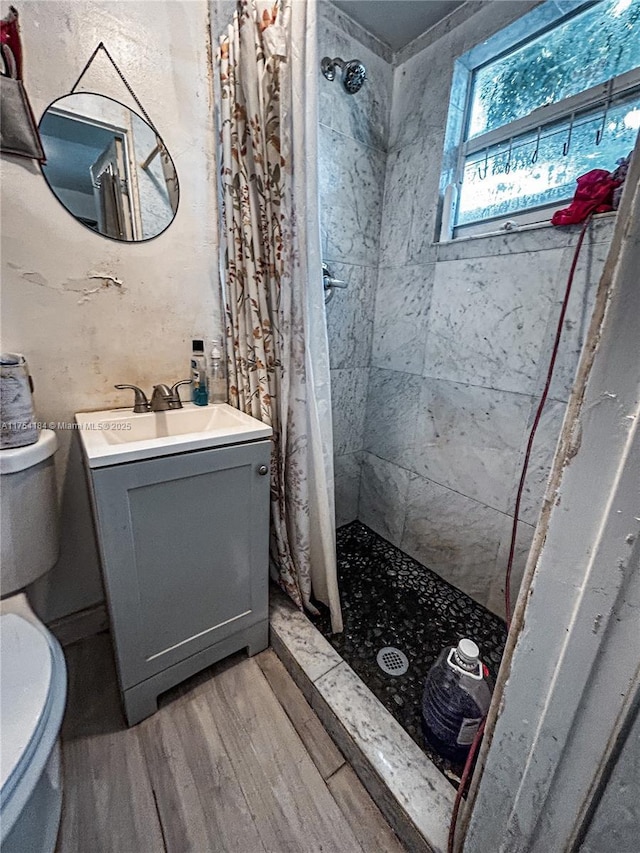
[{"x1": 376, "y1": 646, "x2": 409, "y2": 676}]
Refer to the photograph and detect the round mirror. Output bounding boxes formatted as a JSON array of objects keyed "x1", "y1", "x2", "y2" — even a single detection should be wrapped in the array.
[{"x1": 38, "y1": 93, "x2": 179, "y2": 242}]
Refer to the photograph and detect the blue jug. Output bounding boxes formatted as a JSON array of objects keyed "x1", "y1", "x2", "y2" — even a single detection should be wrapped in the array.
[{"x1": 421, "y1": 639, "x2": 493, "y2": 763}]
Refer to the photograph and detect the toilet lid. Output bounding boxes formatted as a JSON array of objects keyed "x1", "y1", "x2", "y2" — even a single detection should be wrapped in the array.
[{"x1": 0, "y1": 614, "x2": 54, "y2": 794}]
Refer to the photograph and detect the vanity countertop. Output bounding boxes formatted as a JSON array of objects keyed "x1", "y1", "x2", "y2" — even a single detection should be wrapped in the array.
[{"x1": 75, "y1": 402, "x2": 272, "y2": 467}]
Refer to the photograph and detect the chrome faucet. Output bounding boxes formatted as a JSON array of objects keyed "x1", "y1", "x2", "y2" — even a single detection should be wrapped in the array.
[{"x1": 115, "y1": 380, "x2": 192, "y2": 413}]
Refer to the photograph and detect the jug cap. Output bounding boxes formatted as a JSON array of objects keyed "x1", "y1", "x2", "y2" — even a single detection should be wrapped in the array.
[{"x1": 456, "y1": 639, "x2": 479, "y2": 664}]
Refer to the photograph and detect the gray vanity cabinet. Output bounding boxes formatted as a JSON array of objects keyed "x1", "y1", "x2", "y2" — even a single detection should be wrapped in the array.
[{"x1": 89, "y1": 439, "x2": 271, "y2": 725}]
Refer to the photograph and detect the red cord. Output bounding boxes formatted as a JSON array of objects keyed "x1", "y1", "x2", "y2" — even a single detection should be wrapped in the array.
[
  {"x1": 505, "y1": 215, "x2": 593, "y2": 629},
  {"x1": 448, "y1": 718, "x2": 486, "y2": 853},
  {"x1": 447, "y1": 217, "x2": 593, "y2": 853}
]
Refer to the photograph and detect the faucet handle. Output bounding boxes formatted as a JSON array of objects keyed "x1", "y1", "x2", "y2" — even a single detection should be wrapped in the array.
[
  {"x1": 171, "y1": 379, "x2": 192, "y2": 396},
  {"x1": 167, "y1": 379, "x2": 192, "y2": 409},
  {"x1": 114, "y1": 384, "x2": 150, "y2": 413}
]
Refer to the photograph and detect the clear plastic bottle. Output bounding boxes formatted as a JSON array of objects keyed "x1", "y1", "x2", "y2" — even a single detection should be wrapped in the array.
[
  {"x1": 421, "y1": 639, "x2": 493, "y2": 763},
  {"x1": 208, "y1": 338, "x2": 227, "y2": 404},
  {"x1": 190, "y1": 339, "x2": 208, "y2": 406}
]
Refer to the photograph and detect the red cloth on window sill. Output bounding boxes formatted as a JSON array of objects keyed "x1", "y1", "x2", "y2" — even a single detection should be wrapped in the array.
[{"x1": 551, "y1": 169, "x2": 621, "y2": 226}]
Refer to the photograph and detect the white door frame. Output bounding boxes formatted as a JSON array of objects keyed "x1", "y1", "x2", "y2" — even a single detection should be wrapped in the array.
[{"x1": 461, "y1": 139, "x2": 640, "y2": 852}]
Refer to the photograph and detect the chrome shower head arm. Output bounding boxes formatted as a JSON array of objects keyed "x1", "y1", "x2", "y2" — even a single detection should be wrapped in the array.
[{"x1": 321, "y1": 56, "x2": 345, "y2": 81}]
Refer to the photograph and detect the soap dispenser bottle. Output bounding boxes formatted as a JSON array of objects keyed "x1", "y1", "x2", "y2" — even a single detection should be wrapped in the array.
[
  {"x1": 190, "y1": 339, "x2": 208, "y2": 406},
  {"x1": 209, "y1": 338, "x2": 227, "y2": 404}
]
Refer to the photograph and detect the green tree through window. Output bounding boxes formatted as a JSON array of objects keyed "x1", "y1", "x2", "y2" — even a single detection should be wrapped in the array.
[{"x1": 470, "y1": 0, "x2": 640, "y2": 138}]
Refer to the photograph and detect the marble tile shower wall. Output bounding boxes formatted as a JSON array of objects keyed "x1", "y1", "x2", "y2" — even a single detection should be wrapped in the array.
[
  {"x1": 317, "y1": 2, "x2": 392, "y2": 527},
  {"x1": 358, "y1": 2, "x2": 616, "y2": 617}
]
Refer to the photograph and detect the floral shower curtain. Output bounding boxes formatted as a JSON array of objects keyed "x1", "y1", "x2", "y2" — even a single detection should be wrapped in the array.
[{"x1": 218, "y1": 0, "x2": 343, "y2": 632}]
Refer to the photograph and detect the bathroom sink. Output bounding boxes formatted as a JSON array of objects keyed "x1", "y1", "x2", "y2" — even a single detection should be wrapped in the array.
[{"x1": 75, "y1": 403, "x2": 272, "y2": 467}]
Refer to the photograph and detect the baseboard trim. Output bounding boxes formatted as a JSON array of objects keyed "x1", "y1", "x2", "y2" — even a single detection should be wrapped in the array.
[{"x1": 48, "y1": 603, "x2": 109, "y2": 647}]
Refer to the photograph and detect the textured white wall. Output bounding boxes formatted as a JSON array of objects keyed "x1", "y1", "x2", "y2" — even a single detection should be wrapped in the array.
[{"x1": 1, "y1": 0, "x2": 221, "y2": 621}]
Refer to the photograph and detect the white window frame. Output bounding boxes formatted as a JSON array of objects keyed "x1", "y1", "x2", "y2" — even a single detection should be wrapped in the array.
[{"x1": 438, "y1": 0, "x2": 640, "y2": 241}]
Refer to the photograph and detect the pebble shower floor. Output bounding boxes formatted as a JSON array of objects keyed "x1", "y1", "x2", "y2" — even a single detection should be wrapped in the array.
[{"x1": 311, "y1": 521, "x2": 508, "y2": 781}]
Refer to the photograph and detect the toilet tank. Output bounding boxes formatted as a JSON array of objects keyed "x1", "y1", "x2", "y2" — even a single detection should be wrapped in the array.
[{"x1": 0, "y1": 430, "x2": 60, "y2": 595}]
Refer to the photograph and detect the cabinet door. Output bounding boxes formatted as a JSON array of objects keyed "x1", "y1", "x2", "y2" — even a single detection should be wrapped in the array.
[{"x1": 92, "y1": 440, "x2": 270, "y2": 689}]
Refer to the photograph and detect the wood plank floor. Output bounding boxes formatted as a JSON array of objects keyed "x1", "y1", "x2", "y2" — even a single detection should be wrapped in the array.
[{"x1": 57, "y1": 634, "x2": 406, "y2": 853}]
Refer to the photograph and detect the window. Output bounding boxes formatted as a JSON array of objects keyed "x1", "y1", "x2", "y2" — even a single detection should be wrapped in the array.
[{"x1": 442, "y1": 0, "x2": 640, "y2": 239}]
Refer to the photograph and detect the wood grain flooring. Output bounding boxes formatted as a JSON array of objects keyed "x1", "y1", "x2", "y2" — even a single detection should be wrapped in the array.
[{"x1": 57, "y1": 635, "x2": 406, "y2": 853}]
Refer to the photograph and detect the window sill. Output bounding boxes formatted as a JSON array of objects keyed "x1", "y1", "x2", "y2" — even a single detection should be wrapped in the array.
[{"x1": 433, "y1": 211, "x2": 617, "y2": 263}]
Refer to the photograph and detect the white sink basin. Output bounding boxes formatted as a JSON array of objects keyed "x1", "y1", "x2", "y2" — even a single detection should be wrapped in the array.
[{"x1": 75, "y1": 403, "x2": 272, "y2": 467}]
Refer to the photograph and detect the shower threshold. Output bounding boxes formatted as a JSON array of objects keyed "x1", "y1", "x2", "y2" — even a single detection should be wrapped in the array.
[
  {"x1": 270, "y1": 590, "x2": 452, "y2": 852},
  {"x1": 269, "y1": 522, "x2": 507, "y2": 853}
]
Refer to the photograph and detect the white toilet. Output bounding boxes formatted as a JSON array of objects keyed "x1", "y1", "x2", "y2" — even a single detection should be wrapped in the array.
[{"x1": 0, "y1": 429, "x2": 67, "y2": 853}]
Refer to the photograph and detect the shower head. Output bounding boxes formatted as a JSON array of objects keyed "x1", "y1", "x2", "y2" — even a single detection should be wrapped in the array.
[
  {"x1": 321, "y1": 56, "x2": 366, "y2": 94},
  {"x1": 342, "y1": 59, "x2": 367, "y2": 94}
]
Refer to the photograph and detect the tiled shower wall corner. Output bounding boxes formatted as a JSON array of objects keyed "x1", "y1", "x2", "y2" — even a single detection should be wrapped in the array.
[
  {"x1": 319, "y1": 1, "x2": 617, "y2": 619},
  {"x1": 358, "y1": 1, "x2": 616, "y2": 617},
  {"x1": 318, "y1": 2, "x2": 392, "y2": 526}
]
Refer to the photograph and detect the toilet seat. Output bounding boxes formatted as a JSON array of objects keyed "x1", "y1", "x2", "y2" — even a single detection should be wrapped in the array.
[{"x1": 0, "y1": 612, "x2": 67, "y2": 843}]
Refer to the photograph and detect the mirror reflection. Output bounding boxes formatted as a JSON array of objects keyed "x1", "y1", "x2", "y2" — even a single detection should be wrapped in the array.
[{"x1": 39, "y1": 93, "x2": 179, "y2": 242}]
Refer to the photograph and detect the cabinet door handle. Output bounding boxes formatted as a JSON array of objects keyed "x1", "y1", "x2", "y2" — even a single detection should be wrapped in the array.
[{"x1": 258, "y1": 465, "x2": 269, "y2": 475}]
